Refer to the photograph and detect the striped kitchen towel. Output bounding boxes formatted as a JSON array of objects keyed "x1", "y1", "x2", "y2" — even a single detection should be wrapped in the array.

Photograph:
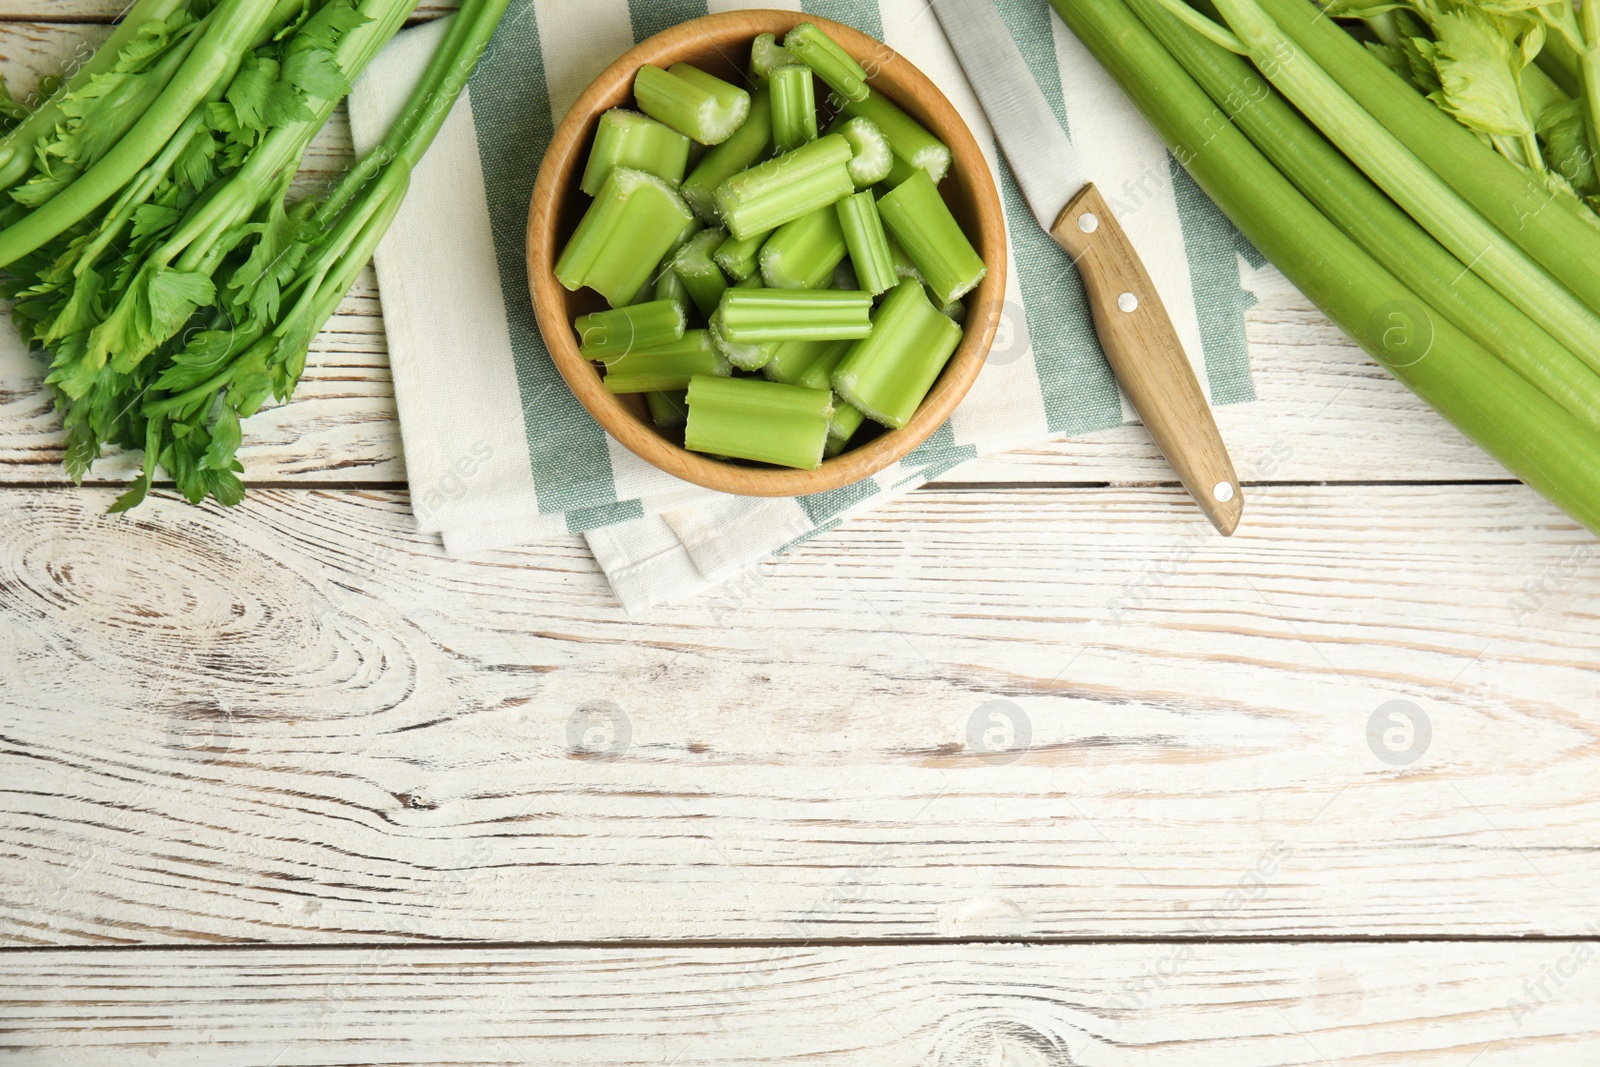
[{"x1": 348, "y1": 0, "x2": 1266, "y2": 611}]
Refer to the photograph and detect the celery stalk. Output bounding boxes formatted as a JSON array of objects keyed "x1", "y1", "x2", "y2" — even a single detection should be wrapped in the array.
[
  {"x1": 655, "y1": 266, "x2": 693, "y2": 318},
  {"x1": 576, "y1": 298, "x2": 686, "y2": 359},
  {"x1": 680, "y1": 89, "x2": 772, "y2": 222},
  {"x1": 708, "y1": 314, "x2": 778, "y2": 370},
  {"x1": 556, "y1": 167, "x2": 696, "y2": 307},
  {"x1": 784, "y1": 22, "x2": 870, "y2": 103},
  {"x1": 735, "y1": 271, "x2": 765, "y2": 288},
  {"x1": 771, "y1": 64, "x2": 820, "y2": 153},
  {"x1": 886, "y1": 234, "x2": 924, "y2": 285},
  {"x1": 832, "y1": 279, "x2": 962, "y2": 428},
  {"x1": 580, "y1": 109, "x2": 692, "y2": 196},
  {"x1": 714, "y1": 229, "x2": 770, "y2": 281},
  {"x1": 837, "y1": 116, "x2": 893, "y2": 187},
  {"x1": 670, "y1": 227, "x2": 730, "y2": 318},
  {"x1": 601, "y1": 330, "x2": 730, "y2": 393},
  {"x1": 762, "y1": 338, "x2": 854, "y2": 388},
  {"x1": 760, "y1": 205, "x2": 848, "y2": 289},
  {"x1": 715, "y1": 133, "x2": 855, "y2": 239},
  {"x1": 684, "y1": 374, "x2": 834, "y2": 469},
  {"x1": 647, "y1": 389, "x2": 690, "y2": 428},
  {"x1": 1205, "y1": 0, "x2": 1600, "y2": 367},
  {"x1": 716, "y1": 288, "x2": 874, "y2": 343},
  {"x1": 826, "y1": 401, "x2": 867, "y2": 455},
  {"x1": 837, "y1": 89, "x2": 951, "y2": 185},
  {"x1": 635, "y1": 63, "x2": 751, "y2": 146},
  {"x1": 836, "y1": 190, "x2": 896, "y2": 295},
  {"x1": 877, "y1": 171, "x2": 987, "y2": 305},
  {"x1": 750, "y1": 33, "x2": 795, "y2": 86}
]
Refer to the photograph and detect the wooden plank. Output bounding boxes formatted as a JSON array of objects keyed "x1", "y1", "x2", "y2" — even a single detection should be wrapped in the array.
[
  {"x1": 1, "y1": 943, "x2": 1596, "y2": 1063},
  {"x1": 2, "y1": 484, "x2": 1595, "y2": 945}
]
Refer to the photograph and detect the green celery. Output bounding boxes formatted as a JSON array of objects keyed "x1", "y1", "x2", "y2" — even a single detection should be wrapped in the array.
[
  {"x1": 784, "y1": 21, "x2": 870, "y2": 103},
  {"x1": 1250, "y1": 0, "x2": 1600, "y2": 349},
  {"x1": 1129, "y1": 0, "x2": 1600, "y2": 433},
  {"x1": 634, "y1": 63, "x2": 751, "y2": 146},
  {"x1": 708, "y1": 313, "x2": 777, "y2": 370},
  {"x1": 837, "y1": 89, "x2": 950, "y2": 185},
  {"x1": 684, "y1": 374, "x2": 834, "y2": 469},
  {"x1": 835, "y1": 190, "x2": 896, "y2": 295},
  {"x1": 770, "y1": 64, "x2": 819, "y2": 153},
  {"x1": 601, "y1": 329, "x2": 730, "y2": 393},
  {"x1": 735, "y1": 271, "x2": 765, "y2": 288},
  {"x1": 826, "y1": 401, "x2": 866, "y2": 456},
  {"x1": 760, "y1": 205, "x2": 848, "y2": 289},
  {"x1": 832, "y1": 278, "x2": 962, "y2": 428},
  {"x1": 1050, "y1": 0, "x2": 1600, "y2": 536},
  {"x1": 579, "y1": 108, "x2": 692, "y2": 195},
  {"x1": 762, "y1": 337, "x2": 853, "y2": 388},
  {"x1": 833, "y1": 260, "x2": 859, "y2": 292},
  {"x1": 576, "y1": 298, "x2": 686, "y2": 359},
  {"x1": 655, "y1": 264, "x2": 693, "y2": 318},
  {"x1": 679, "y1": 88, "x2": 772, "y2": 222},
  {"x1": 877, "y1": 170, "x2": 987, "y2": 305},
  {"x1": 886, "y1": 234, "x2": 924, "y2": 285},
  {"x1": 647, "y1": 389, "x2": 689, "y2": 428},
  {"x1": 1200, "y1": 0, "x2": 1600, "y2": 365},
  {"x1": 0, "y1": 0, "x2": 284, "y2": 267},
  {"x1": 714, "y1": 133, "x2": 855, "y2": 240},
  {"x1": 556, "y1": 167, "x2": 696, "y2": 307},
  {"x1": 669, "y1": 227, "x2": 730, "y2": 318},
  {"x1": 714, "y1": 229, "x2": 770, "y2": 281},
  {"x1": 716, "y1": 288, "x2": 874, "y2": 343},
  {"x1": 750, "y1": 32, "x2": 796, "y2": 86},
  {"x1": 837, "y1": 116, "x2": 893, "y2": 187}
]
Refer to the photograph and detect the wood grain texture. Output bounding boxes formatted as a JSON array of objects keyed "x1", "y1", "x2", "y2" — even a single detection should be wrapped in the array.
[
  {"x1": 2, "y1": 943, "x2": 1597, "y2": 1063},
  {"x1": 2, "y1": 484, "x2": 1596, "y2": 946},
  {"x1": 0, "y1": 20, "x2": 1511, "y2": 489},
  {"x1": 1052, "y1": 184, "x2": 1243, "y2": 534}
]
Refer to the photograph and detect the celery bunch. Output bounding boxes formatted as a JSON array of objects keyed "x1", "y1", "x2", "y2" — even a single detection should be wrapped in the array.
[
  {"x1": 558, "y1": 22, "x2": 987, "y2": 470},
  {"x1": 0, "y1": 0, "x2": 510, "y2": 510}
]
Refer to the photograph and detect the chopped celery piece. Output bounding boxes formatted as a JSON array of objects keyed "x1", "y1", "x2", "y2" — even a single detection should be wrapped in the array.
[
  {"x1": 886, "y1": 233, "x2": 924, "y2": 285},
  {"x1": 762, "y1": 338, "x2": 854, "y2": 389},
  {"x1": 680, "y1": 89, "x2": 772, "y2": 222},
  {"x1": 556, "y1": 168, "x2": 696, "y2": 307},
  {"x1": 832, "y1": 279, "x2": 963, "y2": 428},
  {"x1": 714, "y1": 229, "x2": 770, "y2": 281},
  {"x1": 715, "y1": 133, "x2": 855, "y2": 239},
  {"x1": 634, "y1": 63, "x2": 751, "y2": 146},
  {"x1": 784, "y1": 21, "x2": 870, "y2": 103},
  {"x1": 647, "y1": 389, "x2": 689, "y2": 428},
  {"x1": 670, "y1": 227, "x2": 731, "y2": 318},
  {"x1": 685, "y1": 374, "x2": 834, "y2": 469},
  {"x1": 837, "y1": 116, "x2": 893, "y2": 187},
  {"x1": 716, "y1": 288, "x2": 874, "y2": 343},
  {"x1": 835, "y1": 190, "x2": 896, "y2": 295},
  {"x1": 576, "y1": 298, "x2": 686, "y2": 358},
  {"x1": 735, "y1": 271, "x2": 765, "y2": 288},
  {"x1": 877, "y1": 170, "x2": 987, "y2": 305},
  {"x1": 601, "y1": 330, "x2": 730, "y2": 393},
  {"x1": 749, "y1": 32, "x2": 794, "y2": 86},
  {"x1": 708, "y1": 313, "x2": 778, "y2": 370},
  {"x1": 838, "y1": 89, "x2": 951, "y2": 184},
  {"x1": 655, "y1": 262, "x2": 692, "y2": 317},
  {"x1": 580, "y1": 109, "x2": 692, "y2": 196},
  {"x1": 826, "y1": 400, "x2": 867, "y2": 455},
  {"x1": 770, "y1": 64, "x2": 819, "y2": 153},
  {"x1": 760, "y1": 205, "x2": 848, "y2": 289}
]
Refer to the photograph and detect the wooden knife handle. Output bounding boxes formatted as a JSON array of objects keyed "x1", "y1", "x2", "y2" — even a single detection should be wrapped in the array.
[{"x1": 1051, "y1": 183, "x2": 1243, "y2": 536}]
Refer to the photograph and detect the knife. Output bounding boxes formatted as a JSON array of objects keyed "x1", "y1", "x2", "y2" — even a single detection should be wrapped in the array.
[{"x1": 930, "y1": 0, "x2": 1244, "y2": 535}]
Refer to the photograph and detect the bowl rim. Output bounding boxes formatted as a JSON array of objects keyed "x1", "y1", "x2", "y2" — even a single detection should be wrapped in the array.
[{"x1": 526, "y1": 9, "x2": 1006, "y2": 498}]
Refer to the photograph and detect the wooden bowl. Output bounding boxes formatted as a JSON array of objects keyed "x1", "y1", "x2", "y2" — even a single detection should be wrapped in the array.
[{"x1": 526, "y1": 10, "x2": 1006, "y2": 497}]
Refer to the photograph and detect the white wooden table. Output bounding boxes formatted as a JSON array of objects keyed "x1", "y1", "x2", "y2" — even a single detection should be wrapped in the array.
[{"x1": 2, "y1": 5, "x2": 1598, "y2": 1063}]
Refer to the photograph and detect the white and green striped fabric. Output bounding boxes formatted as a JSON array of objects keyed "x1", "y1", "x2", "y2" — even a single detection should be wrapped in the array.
[{"x1": 348, "y1": 1, "x2": 1266, "y2": 611}]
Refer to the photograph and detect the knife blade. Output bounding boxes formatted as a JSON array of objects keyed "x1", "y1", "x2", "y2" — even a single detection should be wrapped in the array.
[{"x1": 930, "y1": 0, "x2": 1244, "y2": 535}]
